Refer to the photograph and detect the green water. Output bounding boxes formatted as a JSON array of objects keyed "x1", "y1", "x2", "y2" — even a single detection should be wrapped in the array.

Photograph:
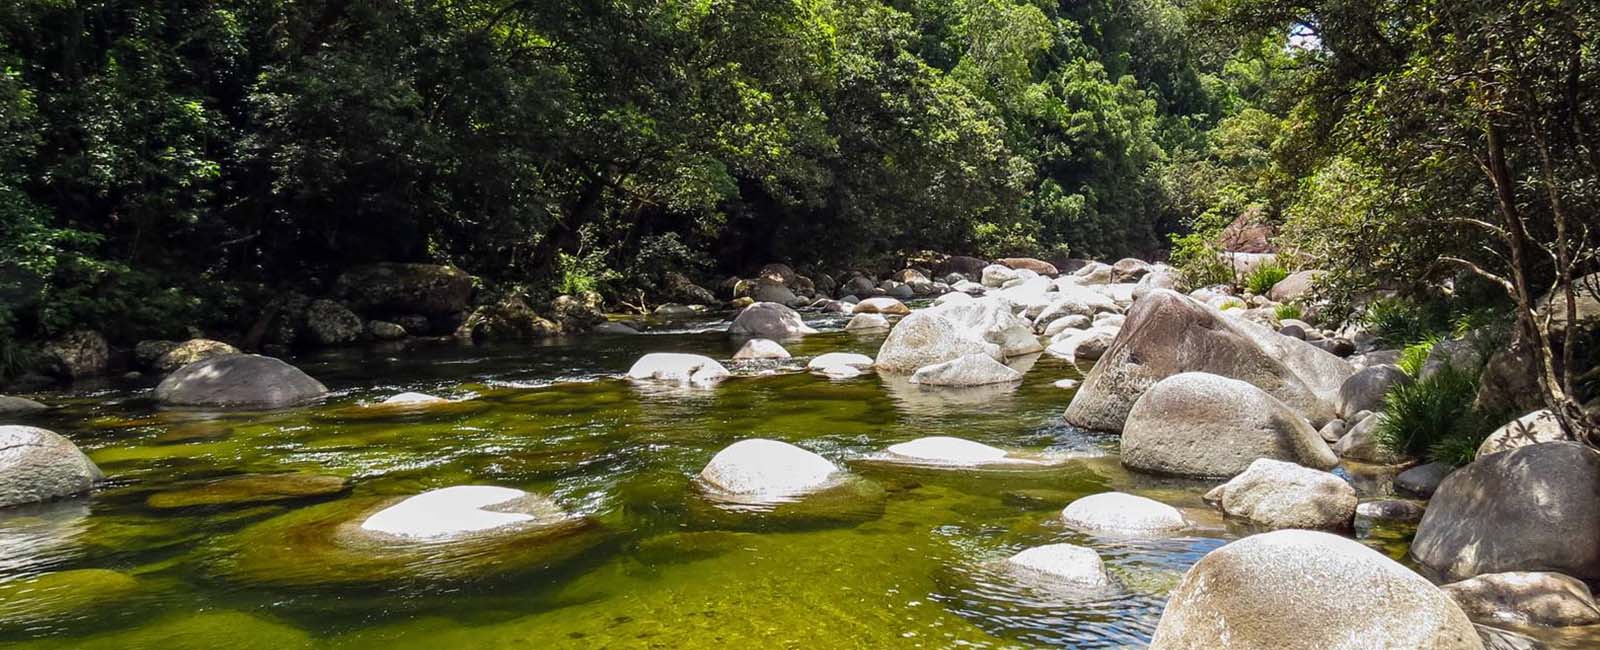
[{"x1": 0, "y1": 314, "x2": 1448, "y2": 649}]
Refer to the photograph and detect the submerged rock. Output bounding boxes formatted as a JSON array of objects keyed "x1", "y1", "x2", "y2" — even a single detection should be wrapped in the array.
[
  {"x1": 699, "y1": 439, "x2": 840, "y2": 501},
  {"x1": 381, "y1": 392, "x2": 448, "y2": 405},
  {"x1": 0, "y1": 568, "x2": 141, "y2": 626},
  {"x1": 146, "y1": 473, "x2": 350, "y2": 509},
  {"x1": 626, "y1": 353, "x2": 730, "y2": 387},
  {"x1": 728, "y1": 302, "x2": 817, "y2": 339},
  {"x1": 807, "y1": 352, "x2": 874, "y2": 371},
  {"x1": 156, "y1": 354, "x2": 329, "y2": 409},
  {"x1": 0, "y1": 425, "x2": 104, "y2": 508},
  {"x1": 1149, "y1": 529, "x2": 1482, "y2": 650},
  {"x1": 0, "y1": 395, "x2": 47, "y2": 415},
  {"x1": 1061, "y1": 492, "x2": 1187, "y2": 533},
  {"x1": 211, "y1": 488, "x2": 602, "y2": 587},
  {"x1": 1004, "y1": 543, "x2": 1113, "y2": 590},
  {"x1": 732, "y1": 338, "x2": 791, "y2": 360},
  {"x1": 1121, "y1": 373, "x2": 1337, "y2": 479},
  {"x1": 1442, "y1": 572, "x2": 1600, "y2": 628},
  {"x1": 908, "y1": 353, "x2": 1022, "y2": 387},
  {"x1": 881, "y1": 436, "x2": 1028, "y2": 467},
  {"x1": 1412, "y1": 442, "x2": 1600, "y2": 582},
  {"x1": 1203, "y1": 458, "x2": 1356, "y2": 530},
  {"x1": 1064, "y1": 289, "x2": 1353, "y2": 432}
]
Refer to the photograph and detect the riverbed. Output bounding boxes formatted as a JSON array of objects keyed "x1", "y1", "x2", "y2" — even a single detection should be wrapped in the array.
[{"x1": 0, "y1": 310, "x2": 1540, "y2": 649}]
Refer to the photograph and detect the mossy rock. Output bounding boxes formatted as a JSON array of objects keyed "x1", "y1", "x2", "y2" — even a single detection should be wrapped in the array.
[
  {"x1": 1001, "y1": 489, "x2": 1078, "y2": 510},
  {"x1": 31, "y1": 610, "x2": 313, "y2": 650},
  {"x1": 0, "y1": 569, "x2": 140, "y2": 627},
  {"x1": 686, "y1": 475, "x2": 887, "y2": 531},
  {"x1": 632, "y1": 530, "x2": 756, "y2": 565},
  {"x1": 208, "y1": 496, "x2": 607, "y2": 588},
  {"x1": 313, "y1": 398, "x2": 489, "y2": 422},
  {"x1": 145, "y1": 473, "x2": 351, "y2": 509}
]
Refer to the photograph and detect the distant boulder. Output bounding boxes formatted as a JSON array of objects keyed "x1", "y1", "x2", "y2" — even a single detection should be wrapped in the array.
[
  {"x1": 626, "y1": 353, "x2": 730, "y2": 387},
  {"x1": 728, "y1": 302, "x2": 817, "y2": 339},
  {"x1": 997, "y1": 257, "x2": 1059, "y2": 277},
  {"x1": 154, "y1": 339, "x2": 240, "y2": 373},
  {"x1": 42, "y1": 330, "x2": 108, "y2": 379},
  {"x1": 156, "y1": 354, "x2": 329, "y2": 409}
]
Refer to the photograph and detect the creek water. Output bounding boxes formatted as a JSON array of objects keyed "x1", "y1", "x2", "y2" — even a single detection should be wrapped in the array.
[{"x1": 0, "y1": 310, "x2": 1577, "y2": 649}]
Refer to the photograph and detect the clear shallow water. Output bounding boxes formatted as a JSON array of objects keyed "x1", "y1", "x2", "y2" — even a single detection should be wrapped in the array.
[{"x1": 0, "y1": 313, "x2": 1573, "y2": 649}]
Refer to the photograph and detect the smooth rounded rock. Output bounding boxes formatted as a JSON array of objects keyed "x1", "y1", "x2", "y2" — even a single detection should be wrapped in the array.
[
  {"x1": 156, "y1": 354, "x2": 329, "y2": 409},
  {"x1": 0, "y1": 426, "x2": 103, "y2": 508},
  {"x1": 874, "y1": 311, "x2": 1002, "y2": 373},
  {"x1": 359, "y1": 485, "x2": 571, "y2": 540},
  {"x1": 1061, "y1": 492, "x2": 1187, "y2": 533},
  {"x1": 1332, "y1": 414, "x2": 1408, "y2": 464},
  {"x1": 883, "y1": 436, "x2": 1016, "y2": 467},
  {"x1": 1442, "y1": 571, "x2": 1600, "y2": 628},
  {"x1": 1203, "y1": 458, "x2": 1356, "y2": 530},
  {"x1": 0, "y1": 395, "x2": 47, "y2": 414},
  {"x1": 1337, "y1": 364, "x2": 1412, "y2": 419},
  {"x1": 381, "y1": 392, "x2": 448, "y2": 405},
  {"x1": 1413, "y1": 442, "x2": 1600, "y2": 582},
  {"x1": 732, "y1": 338, "x2": 790, "y2": 360},
  {"x1": 626, "y1": 353, "x2": 731, "y2": 386},
  {"x1": 1004, "y1": 543, "x2": 1112, "y2": 589},
  {"x1": 844, "y1": 313, "x2": 890, "y2": 331},
  {"x1": 728, "y1": 302, "x2": 817, "y2": 339},
  {"x1": 1357, "y1": 498, "x2": 1427, "y2": 522},
  {"x1": 1149, "y1": 530, "x2": 1483, "y2": 650},
  {"x1": 852, "y1": 297, "x2": 910, "y2": 316},
  {"x1": 806, "y1": 352, "x2": 874, "y2": 371},
  {"x1": 1122, "y1": 372, "x2": 1337, "y2": 479},
  {"x1": 908, "y1": 353, "x2": 1022, "y2": 387},
  {"x1": 1396, "y1": 461, "x2": 1452, "y2": 498},
  {"x1": 699, "y1": 439, "x2": 840, "y2": 500},
  {"x1": 1476, "y1": 409, "x2": 1567, "y2": 459}
]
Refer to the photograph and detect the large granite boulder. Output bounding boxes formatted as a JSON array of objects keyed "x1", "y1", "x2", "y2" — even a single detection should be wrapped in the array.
[
  {"x1": 908, "y1": 353, "x2": 1023, "y2": 387},
  {"x1": 625, "y1": 353, "x2": 730, "y2": 387},
  {"x1": 699, "y1": 439, "x2": 840, "y2": 501},
  {"x1": 1149, "y1": 530, "x2": 1483, "y2": 650},
  {"x1": 1064, "y1": 290, "x2": 1353, "y2": 432},
  {"x1": 874, "y1": 311, "x2": 1002, "y2": 374},
  {"x1": 156, "y1": 354, "x2": 329, "y2": 408},
  {"x1": 931, "y1": 296, "x2": 1042, "y2": 357},
  {"x1": 728, "y1": 302, "x2": 817, "y2": 339},
  {"x1": 0, "y1": 426, "x2": 103, "y2": 508},
  {"x1": 334, "y1": 263, "x2": 474, "y2": 315},
  {"x1": 935, "y1": 255, "x2": 990, "y2": 278},
  {"x1": 1337, "y1": 364, "x2": 1411, "y2": 419},
  {"x1": 1203, "y1": 458, "x2": 1356, "y2": 530},
  {"x1": 1442, "y1": 571, "x2": 1600, "y2": 628},
  {"x1": 1121, "y1": 372, "x2": 1337, "y2": 479},
  {"x1": 1412, "y1": 442, "x2": 1600, "y2": 582}
]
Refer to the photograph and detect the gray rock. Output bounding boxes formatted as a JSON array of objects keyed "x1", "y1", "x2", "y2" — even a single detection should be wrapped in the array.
[
  {"x1": 1122, "y1": 373, "x2": 1337, "y2": 479},
  {"x1": 1149, "y1": 530, "x2": 1483, "y2": 650},
  {"x1": 1442, "y1": 572, "x2": 1600, "y2": 628},
  {"x1": 874, "y1": 311, "x2": 1002, "y2": 374},
  {"x1": 981, "y1": 264, "x2": 1018, "y2": 288},
  {"x1": 1396, "y1": 461, "x2": 1453, "y2": 498},
  {"x1": 0, "y1": 395, "x2": 47, "y2": 415},
  {"x1": 750, "y1": 282, "x2": 801, "y2": 305},
  {"x1": 1266, "y1": 269, "x2": 1324, "y2": 303},
  {"x1": 844, "y1": 313, "x2": 890, "y2": 331},
  {"x1": 367, "y1": 321, "x2": 407, "y2": 341},
  {"x1": 591, "y1": 321, "x2": 640, "y2": 335},
  {"x1": 728, "y1": 302, "x2": 817, "y2": 339},
  {"x1": 1111, "y1": 258, "x2": 1150, "y2": 283},
  {"x1": 134, "y1": 340, "x2": 180, "y2": 368},
  {"x1": 1333, "y1": 414, "x2": 1409, "y2": 464},
  {"x1": 909, "y1": 353, "x2": 1023, "y2": 387},
  {"x1": 1318, "y1": 418, "x2": 1348, "y2": 444},
  {"x1": 1204, "y1": 458, "x2": 1356, "y2": 530},
  {"x1": 156, "y1": 354, "x2": 329, "y2": 408},
  {"x1": 935, "y1": 255, "x2": 989, "y2": 278},
  {"x1": 1041, "y1": 314, "x2": 1092, "y2": 337},
  {"x1": 1476, "y1": 409, "x2": 1567, "y2": 459},
  {"x1": 1064, "y1": 290, "x2": 1354, "y2": 432},
  {"x1": 626, "y1": 353, "x2": 730, "y2": 387},
  {"x1": 1004, "y1": 543, "x2": 1112, "y2": 589},
  {"x1": 1357, "y1": 499, "x2": 1427, "y2": 522},
  {"x1": 700, "y1": 439, "x2": 839, "y2": 500},
  {"x1": 732, "y1": 338, "x2": 790, "y2": 360},
  {"x1": 0, "y1": 426, "x2": 103, "y2": 508},
  {"x1": 852, "y1": 297, "x2": 910, "y2": 315},
  {"x1": 304, "y1": 299, "x2": 363, "y2": 346},
  {"x1": 997, "y1": 257, "x2": 1059, "y2": 277},
  {"x1": 1337, "y1": 364, "x2": 1412, "y2": 418},
  {"x1": 1413, "y1": 442, "x2": 1600, "y2": 582},
  {"x1": 1061, "y1": 492, "x2": 1187, "y2": 533},
  {"x1": 1474, "y1": 342, "x2": 1545, "y2": 416}
]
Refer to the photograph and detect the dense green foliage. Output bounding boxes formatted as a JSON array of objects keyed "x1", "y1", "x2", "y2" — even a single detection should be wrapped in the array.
[
  {"x1": 1373, "y1": 367, "x2": 1497, "y2": 467},
  {"x1": 0, "y1": 0, "x2": 1292, "y2": 363}
]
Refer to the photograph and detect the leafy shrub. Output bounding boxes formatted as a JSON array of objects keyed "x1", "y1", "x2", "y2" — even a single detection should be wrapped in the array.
[
  {"x1": 1373, "y1": 366, "x2": 1493, "y2": 466},
  {"x1": 1243, "y1": 261, "x2": 1288, "y2": 295},
  {"x1": 1396, "y1": 337, "x2": 1438, "y2": 377},
  {"x1": 1168, "y1": 231, "x2": 1235, "y2": 288},
  {"x1": 1359, "y1": 297, "x2": 1452, "y2": 345},
  {"x1": 1274, "y1": 303, "x2": 1302, "y2": 321}
]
